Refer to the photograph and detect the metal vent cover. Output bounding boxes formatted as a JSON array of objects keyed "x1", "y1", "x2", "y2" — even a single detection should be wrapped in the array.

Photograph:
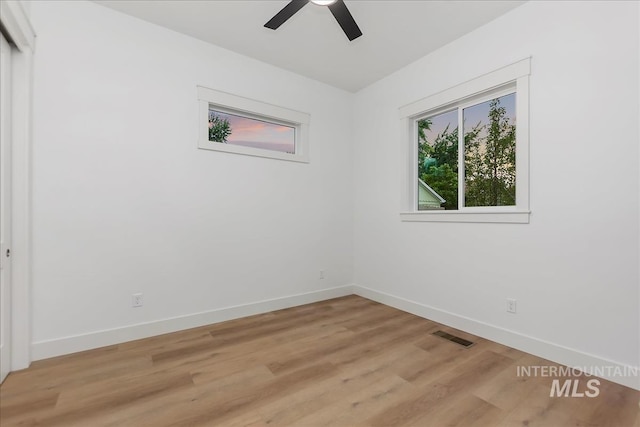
[{"x1": 432, "y1": 330, "x2": 474, "y2": 347}]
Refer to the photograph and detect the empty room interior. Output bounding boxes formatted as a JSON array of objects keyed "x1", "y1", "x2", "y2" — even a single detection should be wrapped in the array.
[{"x1": 0, "y1": 0, "x2": 639, "y2": 425}]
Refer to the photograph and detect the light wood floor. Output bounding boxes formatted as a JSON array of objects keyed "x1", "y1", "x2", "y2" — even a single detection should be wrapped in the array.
[{"x1": 1, "y1": 295, "x2": 638, "y2": 426}]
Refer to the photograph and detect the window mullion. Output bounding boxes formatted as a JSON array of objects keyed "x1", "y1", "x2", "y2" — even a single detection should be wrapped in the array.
[
  {"x1": 457, "y1": 107, "x2": 465, "y2": 210},
  {"x1": 412, "y1": 119, "x2": 419, "y2": 211}
]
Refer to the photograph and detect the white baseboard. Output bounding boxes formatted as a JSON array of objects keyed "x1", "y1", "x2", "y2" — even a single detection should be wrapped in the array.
[
  {"x1": 31, "y1": 285, "x2": 355, "y2": 361},
  {"x1": 353, "y1": 285, "x2": 640, "y2": 391},
  {"x1": 30, "y1": 283, "x2": 639, "y2": 391}
]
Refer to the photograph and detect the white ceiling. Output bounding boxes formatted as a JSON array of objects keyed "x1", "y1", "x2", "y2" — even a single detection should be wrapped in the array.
[{"x1": 94, "y1": 0, "x2": 525, "y2": 92}]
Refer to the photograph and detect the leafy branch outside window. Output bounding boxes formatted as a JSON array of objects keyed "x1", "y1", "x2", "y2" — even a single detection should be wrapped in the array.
[
  {"x1": 418, "y1": 118, "x2": 460, "y2": 210},
  {"x1": 209, "y1": 112, "x2": 232, "y2": 143}
]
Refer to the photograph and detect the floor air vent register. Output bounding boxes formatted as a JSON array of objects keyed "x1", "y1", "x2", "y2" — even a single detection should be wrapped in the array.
[{"x1": 432, "y1": 330, "x2": 475, "y2": 348}]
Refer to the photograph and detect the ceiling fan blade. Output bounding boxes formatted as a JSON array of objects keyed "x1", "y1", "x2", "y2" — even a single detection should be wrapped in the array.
[
  {"x1": 264, "y1": 0, "x2": 309, "y2": 30},
  {"x1": 327, "y1": 0, "x2": 362, "y2": 41}
]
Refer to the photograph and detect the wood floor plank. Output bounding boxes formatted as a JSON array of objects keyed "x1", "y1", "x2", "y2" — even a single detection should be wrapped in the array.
[
  {"x1": 168, "y1": 362, "x2": 340, "y2": 426},
  {"x1": 39, "y1": 371, "x2": 195, "y2": 426},
  {"x1": 266, "y1": 313, "x2": 428, "y2": 376},
  {"x1": 0, "y1": 388, "x2": 59, "y2": 422},
  {"x1": 498, "y1": 382, "x2": 577, "y2": 427},
  {"x1": 257, "y1": 344, "x2": 423, "y2": 426},
  {"x1": 572, "y1": 378, "x2": 640, "y2": 427},
  {"x1": 258, "y1": 369, "x2": 404, "y2": 425},
  {"x1": 471, "y1": 353, "x2": 544, "y2": 412},
  {"x1": 365, "y1": 350, "x2": 515, "y2": 427},
  {"x1": 95, "y1": 365, "x2": 276, "y2": 427},
  {"x1": 291, "y1": 374, "x2": 415, "y2": 427},
  {"x1": 408, "y1": 393, "x2": 505, "y2": 427},
  {"x1": 1, "y1": 296, "x2": 637, "y2": 427},
  {"x1": 0, "y1": 353, "x2": 153, "y2": 398},
  {"x1": 185, "y1": 325, "x2": 352, "y2": 386}
]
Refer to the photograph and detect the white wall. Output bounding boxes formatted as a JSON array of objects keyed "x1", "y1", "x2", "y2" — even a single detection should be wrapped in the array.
[
  {"x1": 353, "y1": 0, "x2": 639, "y2": 381},
  {"x1": 29, "y1": 0, "x2": 354, "y2": 355}
]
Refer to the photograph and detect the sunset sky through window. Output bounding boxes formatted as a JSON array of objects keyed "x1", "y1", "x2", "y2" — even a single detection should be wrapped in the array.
[{"x1": 211, "y1": 110, "x2": 295, "y2": 154}]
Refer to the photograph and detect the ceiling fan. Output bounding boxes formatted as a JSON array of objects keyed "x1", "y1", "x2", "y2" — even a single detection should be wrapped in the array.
[{"x1": 264, "y1": 0, "x2": 363, "y2": 41}]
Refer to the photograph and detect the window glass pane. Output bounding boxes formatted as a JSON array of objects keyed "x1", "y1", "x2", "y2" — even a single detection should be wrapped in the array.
[
  {"x1": 463, "y1": 93, "x2": 516, "y2": 207},
  {"x1": 208, "y1": 109, "x2": 296, "y2": 154},
  {"x1": 417, "y1": 110, "x2": 458, "y2": 210}
]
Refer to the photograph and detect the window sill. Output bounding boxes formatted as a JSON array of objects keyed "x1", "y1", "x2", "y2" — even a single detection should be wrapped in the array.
[
  {"x1": 400, "y1": 210, "x2": 530, "y2": 224},
  {"x1": 198, "y1": 139, "x2": 309, "y2": 163}
]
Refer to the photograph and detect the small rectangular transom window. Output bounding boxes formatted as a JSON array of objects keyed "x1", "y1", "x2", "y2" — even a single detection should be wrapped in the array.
[{"x1": 198, "y1": 86, "x2": 310, "y2": 162}]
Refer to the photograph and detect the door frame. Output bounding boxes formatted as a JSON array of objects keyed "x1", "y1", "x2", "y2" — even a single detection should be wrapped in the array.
[
  {"x1": 1, "y1": 28, "x2": 13, "y2": 383},
  {"x1": 0, "y1": 0, "x2": 35, "y2": 372}
]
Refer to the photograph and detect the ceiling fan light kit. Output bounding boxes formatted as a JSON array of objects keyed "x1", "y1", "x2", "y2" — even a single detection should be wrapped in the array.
[{"x1": 264, "y1": 0, "x2": 363, "y2": 41}]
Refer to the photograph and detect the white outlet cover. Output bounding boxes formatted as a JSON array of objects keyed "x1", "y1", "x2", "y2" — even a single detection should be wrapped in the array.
[{"x1": 132, "y1": 293, "x2": 143, "y2": 307}]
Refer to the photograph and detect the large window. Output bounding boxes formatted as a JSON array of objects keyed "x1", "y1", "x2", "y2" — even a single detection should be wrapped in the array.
[
  {"x1": 400, "y1": 58, "x2": 530, "y2": 223},
  {"x1": 417, "y1": 90, "x2": 516, "y2": 211},
  {"x1": 198, "y1": 86, "x2": 310, "y2": 162}
]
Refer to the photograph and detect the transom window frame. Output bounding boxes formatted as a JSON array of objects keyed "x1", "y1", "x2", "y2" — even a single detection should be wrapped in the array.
[
  {"x1": 197, "y1": 86, "x2": 310, "y2": 163},
  {"x1": 399, "y1": 58, "x2": 531, "y2": 224}
]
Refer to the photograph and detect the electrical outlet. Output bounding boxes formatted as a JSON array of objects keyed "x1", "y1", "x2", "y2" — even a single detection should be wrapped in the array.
[
  {"x1": 319, "y1": 270, "x2": 325, "y2": 279},
  {"x1": 507, "y1": 298, "x2": 517, "y2": 314},
  {"x1": 132, "y1": 293, "x2": 143, "y2": 308}
]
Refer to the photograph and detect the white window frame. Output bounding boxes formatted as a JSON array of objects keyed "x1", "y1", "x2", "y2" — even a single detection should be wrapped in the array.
[
  {"x1": 197, "y1": 86, "x2": 310, "y2": 163},
  {"x1": 399, "y1": 58, "x2": 531, "y2": 224}
]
